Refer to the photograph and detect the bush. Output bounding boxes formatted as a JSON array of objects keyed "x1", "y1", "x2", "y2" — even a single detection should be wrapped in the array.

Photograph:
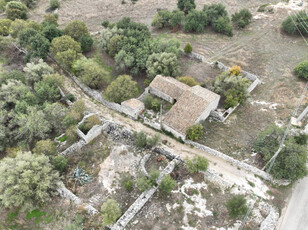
[
  {"x1": 6, "y1": 1, "x2": 28, "y2": 20},
  {"x1": 151, "y1": 10, "x2": 171, "y2": 29},
  {"x1": 294, "y1": 61, "x2": 308, "y2": 80},
  {"x1": 101, "y1": 199, "x2": 121, "y2": 226},
  {"x1": 149, "y1": 169, "x2": 160, "y2": 186},
  {"x1": 226, "y1": 195, "x2": 248, "y2": 218},
  {"x1": 184, "y1": 10, "x2": 208, "y2": 33},
  {"x1": 0, "y1": 19, "x2": 12, "y2": 36},
  {"x1": 176, "y1": 76, "x2": 199, "y2": 86},
  {"x1": 293, "y1": 133, "x2": 308, "y2": 145},
  {"x1": 65, "y1": 125, "x2": 78, "y2": 143},
  {"x1": 231, "y1": 9, "x2": 252, "y2": 29},
  {"x1": 42, "y1": 24, "x2": 63, "y2": 42},
  {"x1": 52, "y1": 155, "x2": 67, "y2": 172},
  {"x1": 186, "y1": 155, "x2": 209, "y2": 173},
  {"x1": 146, "y1": 52, "x2": 180, "y2": 82},
  {"x1": 281, "y1": 11, "x2": 308, "y2": 36},
  {"x1": 120, "y1": 173, "x2": 134, "y2": 192},
  {"x1": 211, "y1": 72, "x2": 250, "y2": 109},
  {"x1": 104, "y1": 75, "x2": 139, "y2": 103},
  {"x1": 147, "y1": 134, "x2": 161, "y2": 147},
  {"x1": 18, "y1": 28, "x2": 38, "y2": 48},
  {"x1": 49, "y1": 0, "x2": 59, "y2": 10},
  {"x1": 41, "y1": 13, "x2": 58, "y2": 27},
  {"x1": 79, "y1": 35, "x2": 93, "y2": 52},
  {"x1": 186, "y1": 124, "x2": 203, "y2": 141},
  {"x1": 136, "y1": 176, "x2": 152, "y2": 192},
  {"x1": 253, "y1": 125, "x2": 308, "y2": 181},
  {"x1": 184, "y1": 43, "x2": 192, "y2": 53},
  {"x1": 101, "y1": 20, "x2": 109, "y2": 28},
  {"x1": 134, "y1": 131, "x2": 147, "y2": 148},
  {"x1": 29, "y1": 33, "x2": 51, "y2": 59},
  {"x1": 159, "y1": 174, "x2": 177, "y2": 195},
  {"x1": 143, "y1": 95, "x2": 162, "y2": 112},
  {"x1": 63, "y1": 20, "x2": 89, "y2": 42},
  {"x1": 0, "y1": 0, "x2": 6, "y2": 12},
  {"x1": 0, "y1": 151, "x2": 59, "y2": 210},
  {"x1": 170, "y1": 10, "x2": 185, "y2": 28},
  {"x1": 177, "y1": 0, "x2": 196, "y2": 14},
  {"x1": 229, "y1": 65, "x2": 242, "y2": 76},
  {"x1": 212, "y1": 16, "x2": 233, "y2": 37},
  {"x1": 79, "y1": 115, "x2": 100, "y2": 134},
  {"x1": 203, "y1": 3, "x2": 228, "y2": 25},
  {"x1": 33, "y1": 139, "x2": 56, "y2": 156},
  {"x1": 72, "y1": 57, "x2": 111, "y2": 89}
]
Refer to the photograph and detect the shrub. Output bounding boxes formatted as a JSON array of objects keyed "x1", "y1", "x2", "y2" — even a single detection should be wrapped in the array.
[
  {"x1": 101, "y1": 20, "x2": 109, "y2": 28},
  {"x1": 41, "y1": 13, "x2": 58, "y2": 27},
  {"x1": 253, "y1": 125, "x2": 308, "y2": 181},
  {"x1": 104, "y1": 75, "x2": 139, "y2": 103},
  {"x1": 294, "y1": 61, "x2": 308, "y2": 80},
  {"x1": 18, "y1": 28, "x2": 38, "y2": 48},
  {"x1": 186, "y1": 124, "x2": 203, "y2": 141},
  {"x1": 293, "y1": 133, "x2": 308, "y2": 145},
  {"x1": 281, "y1": 11, "x2": 308, "y2": 36},
  {"x1": 120, "y1": 173, "x2": 134, "y2": 192},
  {"x1": 9, "y1": 19, "x2": 27, "y2": 38},
  {"x1": 72, "y1": 57, "x2": 111, "y2": 89},
  {"x1": 0, "y1": 19, "x2": 12, "y2": 36},
  {"x1": 184, "y1": 10, "x2": 208, "y2": 33},
  {"x1": 79, "y1": 115, "x2": 100, "y2": 134},
  {"x1": 170, "y1": 10, "x2": 185, "y2": 28},
  {"x1": 184, "y1": 43, "x2": 192, "y2": 53},
  {"x1": 6, "y1": 1, "x2": 28, "y2": 20},
  {"x1": 146, "y1": 52, "x2": 180, "y2": 81},
  {"x1": 159, "y1": 174, "x2": 177, "y2": 195},
  {"x1": 42, "y1": 24, "x2": 63, "y2": 42},
  {"x1": 149, "y1": 169, "x2": 160, "y2": 186},
  {"x1": 29, "y1": 33, "x2": 51, "y2": 59},
  {"x1": 52, "y1": 155, "x2": 67, "y2": 172},
  {"x1": 63, "y1": 20, "x2": 89, "y2": 42},
  {"x1": 232, "y1": 9, "x2": 252, "y2": 29},
  {"x1": 101, "y1": 199, "x2": 121, "y2": 226},
  {"x1": 212, "y1": 16, "x2": 233, "y2": 37},
  {"x1": 203, "y1": 3, "x2": 228, "y2": 25},
  {"x1": 177, "y1": 76, "x2": 199, "y2": 86},
  {"x1": 177, "y1": 0, "x2": 196, "y2": 14},
  {"x1": 134, "y1": 131, "x2": 147, "y2": 148},
  {"x1": 151, "y1": 9, "x2": 171, "y2": 29},
  {"x1": 211, "y1": 72, "x2": 250, "y2": 109},
  {"x1": 0, "y1": 151, "x2": 59, "y2": 210},
  {"x1": 257, "y1": 3, "x2": 269, "y2": 12},
  {"x1": 136, "y1": 175, "x2": 152, "y2": 192},
  {"x1": 49, "y1": 0, "x2": 59, "y2": 10},
  {"x1": 33, "y1": 139, "x2": 56, "y2": 156},
  {"x1": 43, "y1": 102, "x2": 68, "y2": 131},
  {"x1": 186, "y1": 155, "x2": 209, "y2": 173},
  {"x1": 229, "y1": 65, "x2": 242, "y2": 76},
  {"x1": 79, "y1": 35, "x2": 93, "y2": 52},
  {"x1": 0, "y1": 0, "x2": 6, "y2": 12},
  {"x1": 226, "y1": 195, "x2": 248, "y2": 218},
  {"x1": 147, "y1": 134, "x2": 161, "y2": 147},
  {"x1": 65, "y1": 125, "x2": 78, "y2": 143}
]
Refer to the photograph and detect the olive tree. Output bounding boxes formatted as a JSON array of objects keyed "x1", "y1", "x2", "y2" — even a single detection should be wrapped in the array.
[
  {"x1": 0, "y1": 19, "x2": 12, "y2": 36},
  {"x1": 23, "y1": 59, "x2": 54, "y2": 86},
  {"x1": 104, "y1": 75, "x2": 139, "y2": 103},
  {"x1": 231, "y1": 9, "x2": 252, "y2": 28},
  {"x1": 184, "y1": 10, "x2": 208, "y2": 33},
  {"x1": 6, "y1": 1, "x2": 28, "y2": 20},
  {"x1": 0, "y1": 151, "x2": 59, "y2": 210},
  {"x1": 185, "y1": 155, "x2": 209, "y2": 173},
  {"x1": 177, "y1": 0, "x2": 196, "y2": 14},
  {"x1": 294, "y1": 61, "x2": 308, "y2": 80},
  {"x1": 146, "y1": 52, "x2": 180, "y2": 81}
]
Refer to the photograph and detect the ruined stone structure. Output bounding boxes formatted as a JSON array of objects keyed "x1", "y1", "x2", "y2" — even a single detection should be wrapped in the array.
[{"x1": 121, "y1": 98, "x2": 145, "y2": 120}]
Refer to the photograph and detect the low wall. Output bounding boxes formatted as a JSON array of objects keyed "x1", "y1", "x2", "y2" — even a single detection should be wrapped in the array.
[
  {"x1": 184, "y1": 140, "x2": 272, "y2": 181},
  {"x1": 60, "y1": 140, "x2": 86, "y2": 156},
  {"x1": 111, "y1": 158, "x2": 180, "y2": 230}
]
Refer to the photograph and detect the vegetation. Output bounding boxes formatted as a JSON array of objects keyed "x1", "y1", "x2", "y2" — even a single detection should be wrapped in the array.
[
  {"x1": 177, "y1": 0, "x2": 196, "y2": 15},
  {"x1": 134, "y1": 131, "x2": 161, "y2": 148},
  {"x1": 146, "y1": 52, "x2": 180, "y2": 81},
  {"x1": 184, "y1": 10, "x2": 208, "y2": 33},
  {"x1": 120, "y1": 173, "x2": 134, "y2": 192},
  {"x1": 231, "y1": 9, "x2": 252, "y2": 29},
  {"x1": 0, "y1": 152, "x2": 59, "y2": 211},
  {"x1": 73, "y1": 57, "x2": 111, "y2": 89},
  {"x1": 136, "y1": 169, "x2": 160, "y2": 192},
  {"x1": 185, "y1": 155, "x2": 209, "y2": 173},
  {"x1": 281, "y1": 11, "x2": 308, "y2": 36},
  {"x1": 6, "y1": 1, "x2": 28, "y2": 20},
  {"x1": 49, "y1": 0, "x2": 59, "y2": 10},
  {"x1": 79, "y1": 115, "x2": 101, "y2": 134},
  {"x1": 52, "y1": 155, "x2": 68, "y2": 173},
  {"x1": 143, "y1": 95, "x2": 162, "y2": 111},
  {"x1": 226, "y1": 195, "x2": 248, "y2": 218},
  {"x1": 50, "y1": 35, "x2": 82, "y2": 70},
  {"x1": 253, "y1": 125, "x2": 308, "y2": 181},
  {"x1": 184, "y1": 43, "x2": 192, "y2": 53},
  {"x1": 0, "y1": 19, "x2": 12, "y2": 36},
  {"x1": 104, "y1": 75, "x2": 139, "y2": 103},
  {"x1": 294, "y1": 61, "x2": 308, "y2": 80},
  {"x1": 211, "y1": 71, "x2": 250, "y2": 109},
  {"x1": 33, "y1": 139, "x2": 56, "y2": 156},
  {"x1": 101, "y1": 199, "x2": 121, "y2": 226},
  {"x1": 186, "y1": 124, "x2": 203, "y2": 141},
  {"x1": 177, "y1": 76, "x2": 199, "y2": 86},
  {"x1": 159, "y1": 175, "x2": 177, "y2": 195}
]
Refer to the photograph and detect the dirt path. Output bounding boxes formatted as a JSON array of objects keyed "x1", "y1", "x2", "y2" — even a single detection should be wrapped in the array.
[{"x1": 62, "y1": 74, "x2": 269, "y2": 196}]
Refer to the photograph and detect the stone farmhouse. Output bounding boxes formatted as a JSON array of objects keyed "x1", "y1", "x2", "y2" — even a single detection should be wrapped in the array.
[{"x1": 149, "y1": 75, "x2": 220, "y2": 139}]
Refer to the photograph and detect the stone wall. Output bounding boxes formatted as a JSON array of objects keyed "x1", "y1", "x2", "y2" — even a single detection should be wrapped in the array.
[
  {"x1": 111, "y1": 158, "x2": 180, "y2": 230},
  {"x1": 60, "y1": 140, "x2": 86, "y2": 156},
  {"x1": 184, "y1": 140, "x2": 272, "y2": 181}
]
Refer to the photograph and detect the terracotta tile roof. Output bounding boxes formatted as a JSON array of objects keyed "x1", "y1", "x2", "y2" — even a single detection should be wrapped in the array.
[
  {"x1": 163, "y1": 85, "x2": 220, "y2": 135},
  {"x1": 149, "y1": 75, "x2": 190, "y2": 100},
  {"x1": 121, "y1": 98, "x2": 144, "y2": 109}
]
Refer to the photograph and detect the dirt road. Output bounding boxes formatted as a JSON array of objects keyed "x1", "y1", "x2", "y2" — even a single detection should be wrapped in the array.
[{"x1": 278, "y1": 176, "x2": 308, "y2": 230}]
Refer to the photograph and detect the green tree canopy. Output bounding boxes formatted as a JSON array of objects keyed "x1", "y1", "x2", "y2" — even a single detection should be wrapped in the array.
[
  {"x1": 226, "y1": 195, "x2": 248, "y2": 219},
  {"x1": 281, "y1": 11, "x2": 308, "y2": 36},
  {"x1": 0, "y1": 151, "x2": 59, "y2": 210},
  {"x1": 184, "y1": 10, "x2": 208, "y2": 33},
  {"x1": 231, "y1": 8, "x2": 252, "y2": 29},
  {"x1": 294, "y1": 61, "x2": 308, "y2": 80},
  {"x1": 104, "y1": 75, "x2": 139, "y2": 103},
  {"x1": 101, "y1": 199, "x2": 121, "y2": 226},
  {"x1": 177, "y1": 0, "x2": 196, "y2": 14},
  {"x1": 6, "y1": 1, "x2": 28, "y2": 20},
  {"x1": 185, "y1": 155, "x2": 209, "y2": 173}
]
